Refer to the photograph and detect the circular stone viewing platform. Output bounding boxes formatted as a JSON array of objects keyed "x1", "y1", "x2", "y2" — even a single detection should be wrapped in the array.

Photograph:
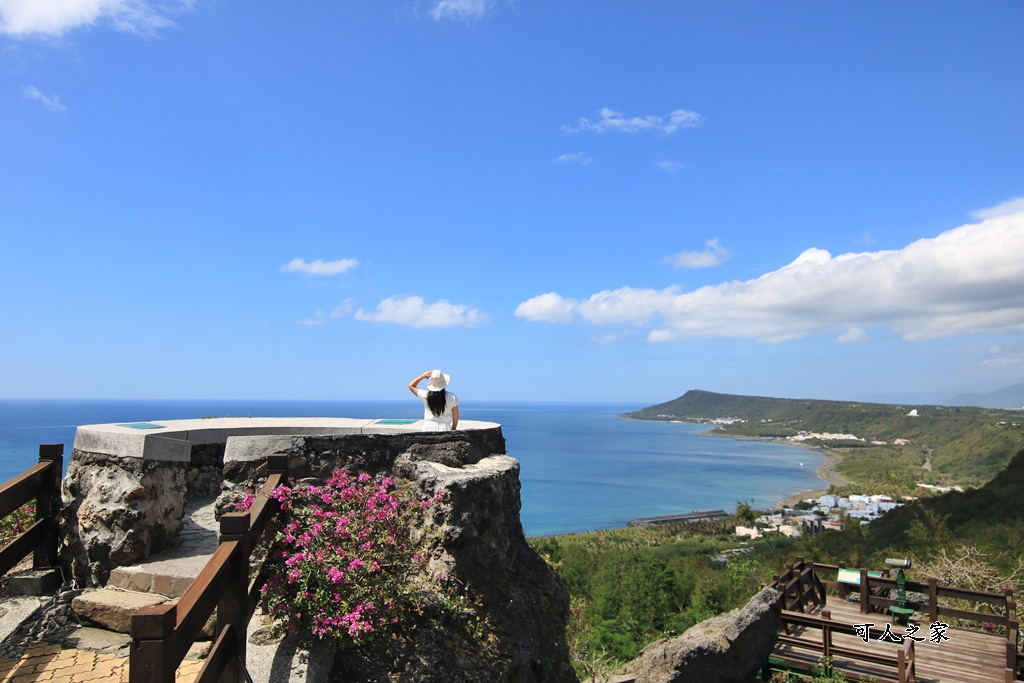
[
  {"x1": 64, "y1": 417, "x2": 507, "y2": 588},
  {"x1": 73, "y1": 417, "x2": 501, "y2": 462}
]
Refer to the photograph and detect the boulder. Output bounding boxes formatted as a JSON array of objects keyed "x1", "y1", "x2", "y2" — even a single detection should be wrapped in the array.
[
  {"x1": 625, "y1": 586, "x2": 781, "y2": 683},
  {"x1": 71, "y1": 589, "x2": 169, "y2": 634},
  {"x1": 62, "y1": 452, "x2": 188, "y2": 587}
]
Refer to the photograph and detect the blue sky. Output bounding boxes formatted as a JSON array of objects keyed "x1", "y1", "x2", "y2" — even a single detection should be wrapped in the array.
[{"x1": 2, "y1": 1, "x2": 1023, "y2": 404}]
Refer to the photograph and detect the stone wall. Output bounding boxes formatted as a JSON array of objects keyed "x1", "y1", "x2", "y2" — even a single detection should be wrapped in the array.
[
  {"x1": 186, "y1": 442, "x2": 225, "y2": 499},
  {"x1": 62, "y1": 422, "x2": 504, "y2": 588}
]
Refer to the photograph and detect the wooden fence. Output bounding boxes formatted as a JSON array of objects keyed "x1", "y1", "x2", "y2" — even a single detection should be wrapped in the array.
[
  {"x1": 771, "y1": 558, "x2": 1023, "y2": 682},
  {"x1": 775, "y1": 608, "x2": 917, "y2": 683},
  {"x1": 0, "y1": 444, "x2": 63, "y2": 577},
  {"x1": 130, "y1": 453, "x2": 289, "y2": 683}
]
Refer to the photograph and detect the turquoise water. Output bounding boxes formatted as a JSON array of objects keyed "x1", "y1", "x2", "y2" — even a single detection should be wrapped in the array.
[{"x1": 0, "y1": 399, "x2": 825, "y2": 537}]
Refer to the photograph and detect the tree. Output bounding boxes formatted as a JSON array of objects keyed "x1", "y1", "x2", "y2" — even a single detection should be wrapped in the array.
[{"x1": 736, "y1": 500, "x2": 758, "y2": 526}]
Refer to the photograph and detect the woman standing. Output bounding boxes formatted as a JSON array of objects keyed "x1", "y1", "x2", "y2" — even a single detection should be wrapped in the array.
[{"x1": 408, "y1": 369, "x2": 459, "y2": 431}]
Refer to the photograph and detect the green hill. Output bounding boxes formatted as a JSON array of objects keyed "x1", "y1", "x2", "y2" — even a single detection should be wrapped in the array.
[
  {"x1": 624, "y1": 389, "x2": 1024, "y2": 489},
  {"x1": 868, "y1": 447, "x2": 1024, "y2": 552}
]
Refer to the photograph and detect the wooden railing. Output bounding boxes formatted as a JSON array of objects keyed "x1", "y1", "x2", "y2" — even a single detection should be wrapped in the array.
[
  {"x1": 775, "y1": 608, "x2": 917, "y2": 683},
  {"x1": 770, "y1": 557, "x2": 827, "y2": 612},
  {"x1": 1003, "y1": 593, "x2": 1019, "y2": 683},
  {"x1": 772, "y1": 558, "x2": 1023, "y2": 681},
  {"x1": 130, "y1": 453, "x2": 289, "y2": 683},
  {"x1": 0, "y1": 444, "x2": 63, "y2": 577},
  {"x1": 813, "y1": 562, "x2": 1016, "y2": 627}
]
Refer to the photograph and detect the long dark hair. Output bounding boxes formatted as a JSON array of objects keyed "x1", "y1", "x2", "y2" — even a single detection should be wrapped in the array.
[{"x1": 426, "y1": 389, "x2": 447, "y2": 417}]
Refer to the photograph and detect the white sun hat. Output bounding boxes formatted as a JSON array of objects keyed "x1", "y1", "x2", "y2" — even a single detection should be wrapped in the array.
[{"x1": 427, "y1": 369, "x2": 450, "y2": 391}]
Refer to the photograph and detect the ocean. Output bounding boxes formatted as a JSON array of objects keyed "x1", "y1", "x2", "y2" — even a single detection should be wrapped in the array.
[{"x1": 0, "y1": 398, "x2": 826, "y2": 537}]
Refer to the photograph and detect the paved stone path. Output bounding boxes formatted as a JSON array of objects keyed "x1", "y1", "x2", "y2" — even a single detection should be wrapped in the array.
[
  {"x1": 2, "y1": 492, "x2": 338, "y2": 683},
  {"x1": 0, "y1": 642, "x2": 203, "y2": 683},
  {"x1": 107, "y1": 495, "x2": 219, "y2": 597},
  {"x1": 1, "y1": 497, "x2": 222, "y2": 683}
]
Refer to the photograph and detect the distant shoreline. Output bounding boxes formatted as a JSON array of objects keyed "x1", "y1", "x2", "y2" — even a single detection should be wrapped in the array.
[
  {"x1": 698, "y1": 427, "x2": 850, "y2": 507},
  {"x1": 628, "y1": 417, "x2": 852, "y2": 509}
]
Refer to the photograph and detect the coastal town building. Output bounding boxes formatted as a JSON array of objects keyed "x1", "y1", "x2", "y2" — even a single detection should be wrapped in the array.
[{"x1": 735, "y1": 493, "x2": 904, "y2": 538}]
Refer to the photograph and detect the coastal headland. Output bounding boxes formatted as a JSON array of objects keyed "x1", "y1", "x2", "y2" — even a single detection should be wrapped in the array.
[{"x1": 623, "y1": 387, "x2": 1024, "y2": 506}]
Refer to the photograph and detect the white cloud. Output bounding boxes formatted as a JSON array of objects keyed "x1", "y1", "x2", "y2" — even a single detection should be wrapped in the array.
[
  {"x1": 514, "y1": 292, "x2": 579, "y2": 323},
  {"x1": 280, "y1": 258, "x2": 359, "y2": 276},
  {"x1": 576, "y1": 286, "x2": 680, "y2": 325},
  {"x1": 665, "y1": 238, "x2": 730, "y2": 268},
  {"x1": 0, "y1": 0, "x2": 191, "y2": 37},
  {"x1": 22, "y1": 86, "x2": 65, "y2": 112},
  {"x1": 835, "y1": 328, "x2": 870, "y2": 344},
  {"x1": 553, "y1": 152, "x2": 593, "y2": 166},
  {"x1": 428, "y1": 0, "x2": 499, "y2": 21},
  {"x1": 971, "y1": 197, "x2": 1024, "y2": 221},
  {"x1": 517, "y1": 209, "x2": 1024, "y2": 344},
  {"x1": 981, "y1": 340, "x2": 1024, "y2": 367},
  {"x1": 355, "y1": 295, "x2": 487, "y2": 328},
  {"x1": 563, "y1": 107, "x2": 703, "y2": 135}
]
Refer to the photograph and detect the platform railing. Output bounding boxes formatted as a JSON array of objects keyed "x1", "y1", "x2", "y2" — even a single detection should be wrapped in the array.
[
  {"x1": 0, "y1": 444, "x2": 63, "y2": 577},
  {"x1": 130, "y1": 453, "x2": 289, "y2": 683},
  {"x1": 773, "y1": 607, "x2": 917, "y2": 683},
  {"x1": 773, "y1": 558, "x2": 1022, "y2": 681}
]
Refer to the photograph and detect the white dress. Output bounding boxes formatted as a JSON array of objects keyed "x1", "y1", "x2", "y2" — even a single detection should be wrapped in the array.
[{"x1": 415, "y1": 389, "x2": 459, "y2": 431}]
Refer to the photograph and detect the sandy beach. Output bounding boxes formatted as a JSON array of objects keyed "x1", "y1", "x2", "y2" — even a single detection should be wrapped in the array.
[{"x1": 779, "y1": 448, "x2": 851, "y2": 507}]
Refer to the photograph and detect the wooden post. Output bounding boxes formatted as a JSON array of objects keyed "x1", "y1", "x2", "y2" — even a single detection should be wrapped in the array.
[
  {"x1": 837, "y1": 562, "x2": 847, "y2": 601},
  {"x1": 928, "y1": 578, "x2": 939, "y2": 621},
  {"x1": 267, "y1": 453, "x2": 289, "y2": 478},
  {"x1": 822, "y1": 610, "x2": 832, "y2": 659},
  {"x1": 34, "y1": 444, "x2": 63, "y2": 569},
  {"x1": 859, "y1": 568, "x2": 869, "y2": 614},
  {"x1": 130, "y1": 603, "x2": 178, "y2": 683},
  {"x1": 1004, "y1": 591, "x2": 1018, "y2": 676},
  {"x1": 218, "y1": 511, "x2": 250, "y2": 683}
]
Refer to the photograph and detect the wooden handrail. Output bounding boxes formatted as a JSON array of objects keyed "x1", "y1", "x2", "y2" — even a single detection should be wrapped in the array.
[
  {"x1": 130, "y1": 453, "x2": 288, "y2": 683},
  {"x1": 808, "y1": 559, "x2": 1017, "y2": 633},
  {"x1": 0, "y1": 463, "x2": 49, "y2": 519},
  {"x1": 775, "y1": 560, "x2": 1023, "y2": 682},
  {"x1": 0, "y1": 444, "x2": 63, "y2": 577},
  {"x1": 195, "y1": 623, "x2": 238, "y2": 683},
  {"x1": 778, "y1": 608, "x2": 916, "y2": 683}
]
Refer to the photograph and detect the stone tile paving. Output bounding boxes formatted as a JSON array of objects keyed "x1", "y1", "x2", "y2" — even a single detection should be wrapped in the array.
[
  {"x1": 0, "y1": 497, "x2": 223, "y2": 683},
  {"x1": 0, "y1": 643, "x2": 203, "y2": 683}
]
